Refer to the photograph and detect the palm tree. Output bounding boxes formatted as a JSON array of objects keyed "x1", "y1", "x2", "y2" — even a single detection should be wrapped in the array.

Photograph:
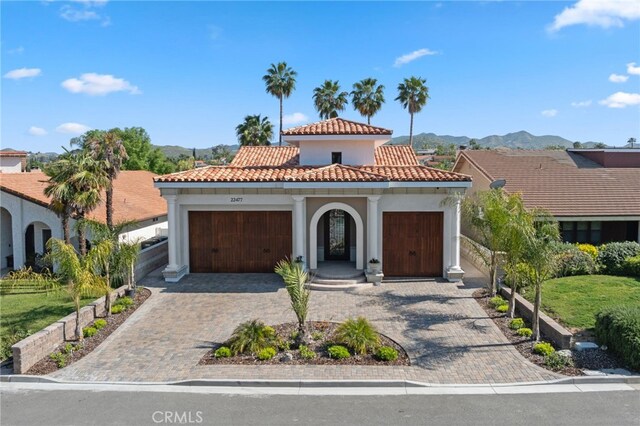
[
  {"x1": 262, "y1": 62, "x2": 297, "y2": 146},
  {"x1": 72, "y1": 154, "x2": 109, "y2": 255},
  {"x1": 45, "y1": 238, "x2": 110, "y2": 340},
  {"x1": 275, "y1": 258, "x2": 311, "y2": 345},
  {"x1": 84, "y1": 129, "x2": 128, "y2": 231},
  {"x1": 43, "y1": 154, "x2": 76, "y2": 244},
  {"x1": 235, "y1": 115, "x2": 274, "y2": 146},
  {"x1": 350, "y1": 78, "x2": 385, "y2": 124},
  {"x1": 395, "y1": 77, "x2": 430, "y2": 149},
  {"x1": 312, "y1": 80, "x2": 348, "y2": 119}
]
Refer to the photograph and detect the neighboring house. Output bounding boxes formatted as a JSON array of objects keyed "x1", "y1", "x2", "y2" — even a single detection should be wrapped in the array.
[
  {"x1": 154, "y1": 118, "x2": 472, "y2": 282},
  {"x1": 0, "y1": 150, "x2": 27, "y2": 173},
  {"x1": 0, "y1": 170, "x2": 168, "y2": 277},
  {"x1": 453, "y1": 148, "x2": 640, "y2": 244}
]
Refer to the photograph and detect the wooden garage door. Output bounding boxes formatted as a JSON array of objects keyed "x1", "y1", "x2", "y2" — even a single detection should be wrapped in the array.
[
  {"x1": 189, "y1": 211, "x2": 292, "y2": 273},
  {"x1": 383, "y1": 212, "x2": 443, "y2": 277}
]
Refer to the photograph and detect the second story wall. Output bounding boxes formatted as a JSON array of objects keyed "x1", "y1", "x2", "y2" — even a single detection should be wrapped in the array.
[{"x1": 299, "y1": 139, "x2": 377, "y2": 166}]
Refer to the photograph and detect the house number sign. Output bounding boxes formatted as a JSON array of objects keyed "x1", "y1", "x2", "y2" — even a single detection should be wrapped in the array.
[{"x1": 230, "y1": 197, "x2": 243, "y2": 203}]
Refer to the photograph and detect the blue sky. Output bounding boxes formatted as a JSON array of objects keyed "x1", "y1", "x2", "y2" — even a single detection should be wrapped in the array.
[{"x1": 2, "y1": 1, "x2": 639, "y2": 153}]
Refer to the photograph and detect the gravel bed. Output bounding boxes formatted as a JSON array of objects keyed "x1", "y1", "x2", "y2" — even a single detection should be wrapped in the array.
[
  {"x1": 199, "y1": 321, "x2": 410, "y2": 366},
  {"x1": 26, "y1": 288, "x2": 151, "y2": 375}
]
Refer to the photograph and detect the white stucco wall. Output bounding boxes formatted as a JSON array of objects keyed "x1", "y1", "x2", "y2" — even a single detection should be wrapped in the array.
[
  {"x1": 298, "y1": 140, "x2": 377, "y2": 165},
  {"x1": 0, "y1": 157, "x2": 24, "y2": 173},
  {"x1": 119, "y1": 216, "x2": 168, "y2": 243},
  {"x1": 1, "y1": 208, "x2": 13, "y2": 268}
]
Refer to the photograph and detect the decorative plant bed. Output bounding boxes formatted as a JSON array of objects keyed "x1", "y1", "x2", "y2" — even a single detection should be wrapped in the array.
[
  {"x1": 26, "y1": 288, "x2": 151, "y2": 375},
  {"x1": 473, "y1": 289, "x2": 630, "y2": 376},
  {"x1": 198, "y1": 321, "x2": 410, "y2": 366}
]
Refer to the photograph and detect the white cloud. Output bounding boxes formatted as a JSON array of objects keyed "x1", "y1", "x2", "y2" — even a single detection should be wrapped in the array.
[
  {"x1": 627, "y1": 62, "x2": 640, "y2": 75},
  {"x1": 609, "y1": 73, "x2": 629, "y2": 83},
  {"x1": 393, "y1": 48, "x2": 438, "y2": 67},
  {"x1": 70, "y1": 0, "x2": 108, "y2": 6},
  {"x1": 599, "y1": 91, "x2": 640, "y2": 108},
  {"x1": 571, "y1": 100, "x2": 592, "y2": 107},
  {"x1": 282, "y1": 112, "x2": 309, "y2": 125},
  {"x1": 56, "y1": 122, "x2": 92, "y2": 134},
  {"x1": 8, "y1": 46, "x2": 24, "y2": 55},
  {"x1": 61, "y1": 73, "x2": 141, "y2": 96},
  {"x1": 3, "y1": 68, "x2": 42, "y2": 80},
  {"x1": 548, "y1": 0, "x2": 640, "y2": 32},
  {"x1": 60, "y1": 1, "x2": 110, "y2": 26},
  {"x1": 28, "y1": 126, "x2": 47, "y2": 136},
  {"x1": 541, "y1": 109, "x2": 558, "y2": 117}
]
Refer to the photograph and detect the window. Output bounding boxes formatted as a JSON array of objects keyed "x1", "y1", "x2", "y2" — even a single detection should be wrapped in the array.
[
  {"x1": 331, "y1": 152, "x2": 342, "y2": 164},
  {"x1": 559, "y1": 221, "x2": 602, "y2": 244}
]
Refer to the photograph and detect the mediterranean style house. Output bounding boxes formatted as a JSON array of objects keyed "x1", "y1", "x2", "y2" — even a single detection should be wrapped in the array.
[
  {"x1": 453, "y1": 148, "x2": 640, "y2": 244},
  {"x1": 154, "y1": 118, "x2": 472, "y2": 283}
]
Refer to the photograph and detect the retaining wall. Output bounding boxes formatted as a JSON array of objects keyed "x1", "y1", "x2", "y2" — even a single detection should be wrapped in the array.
[
  {"x1": 11, "y1": 285, "x2": 127, "y2": 374},
  {"x1": 134, "y1": 241, "x2": 167, "y2": 280}
]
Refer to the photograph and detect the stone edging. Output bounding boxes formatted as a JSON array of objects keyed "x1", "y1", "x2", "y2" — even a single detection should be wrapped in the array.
[{"x1": 11, "y1": 285, "x2": 128, "y2": 374}]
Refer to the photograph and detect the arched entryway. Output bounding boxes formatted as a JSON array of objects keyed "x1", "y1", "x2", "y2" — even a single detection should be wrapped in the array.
[
  {"x1": 309, "y1": 202, "x2": 364, "y2": 270},
  {"x1": 1, "y1": 207, "x2": 13, "y2": 270},
  {"x1": 24, "y1": 221, "x2": 52, "y2": 268}
]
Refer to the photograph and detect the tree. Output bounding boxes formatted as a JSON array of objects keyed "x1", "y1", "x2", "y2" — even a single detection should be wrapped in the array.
[
  {"x1": 435, "y1": 143, "x2": 456, "y2": 156},
  {"x1": 312, "y1": 80, "x2": 348, "y2": 119},
  {"x1": 211, "y1": 144, "x2": 234, "y2": 165},
  {"x1": 628, "y1": 138, "x2": 636, "y2": 148},
  {"x1": 462, "y1": 189, "x2": 521, "y2": 296},
  {"x1": 275, "y1": 258, "x2": 311, "y2": 345},
  {"x1": 262, "y1": 62, "x2": 297, "y2": 146},
  {"x1": 593, "y1": 142, "x2": 607, "y2": 149},
  {"x1": 519, "y1": 214, "x2": 560, "y2": 340},
  {"x1": 80, "y1": 129, "x2": 128, "y2": 230},
  {"x1": 43, "y1": 154, "x2": 78, "y2": 244},
  {"x1": 469, "y1": 139, "x2": 481, "y2": 150},
  {"x1": 544, "y1": 144, "x2": 565, "y2": 150},
  {"x1": 395, "y1": 77, "x2": 429, "y2": 149},
  {"x1": 235, "y1": 115, "x2": 273, "y2": 146},
  {"x1": 45, "y1": 239, "x2": 110, "y2": 340},
  {"x1": 573, "y1": 141, "x2": 583, "y2": 149},
  {"x1": 350, "y1": 78, "x2": 385, "y2": 124},
  {"x1": 118, "y1": 127, "x2": 174, "y2": 174}
]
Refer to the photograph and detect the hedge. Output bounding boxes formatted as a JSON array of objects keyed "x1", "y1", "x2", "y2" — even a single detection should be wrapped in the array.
[
  {"x1": 597, "y1": 242, "x2": 640, "y2": 276},
  {"x1": 595, "y1": 305, "x2": 640, "y2": 371}
]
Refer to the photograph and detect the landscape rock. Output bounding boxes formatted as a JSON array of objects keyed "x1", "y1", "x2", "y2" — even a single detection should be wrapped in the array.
[
  {"x1": 280, "y1": 352, "x2": 293, "y2": 363},
  {"x1": 573, "y1": 342, "x2": 599, "y2": 352}
]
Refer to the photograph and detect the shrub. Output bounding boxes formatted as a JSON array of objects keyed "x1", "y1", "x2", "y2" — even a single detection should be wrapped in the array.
[
  {"x1": 489, "y1": 296, "x2": 507, "y2": 308},
  {"x1": 554, "y1": 248, "x2": 597, "y2": 277},
  {"x1": 94, "y1": 319, "x2": 107, "y2": 330},
  {"x1": 517, "y1": 328, "x2": 533, "y2": 338},
  {"x1": 334, "y1": 317, "x2": 380, "y2": 355},
  {"x1": 544, "y1": 352, "x2": 573, "y2": 370},
  {"x1": 375, "y1": 346, "x2": 398, "y2": 362},
  {"x1": 0, "y1": 328, "x2": 30, "y2": 361},
  {"x1": 256, "y1": 347, "x2": 277, "y2": 361},
  {"x1": 214, "y1": 346, "x2": 232, "y2": 358},
  {"x1": 277, "y1": 338, "x2": 291, "y2": 351},
  {"x1": 328, "y1": 345, "x2": 351, "y2": 359},
  {"x1": 496, "y1": 304, "x2": 509, "y2": 313},
  {"x1": 228, "y1": 319, "x2": 276, "y2": 355},
  {"x1": 509, "y1": 318, "x2": 525, "y2": 330},
  {"x1": 49, "y1": 352, "x2": 67, "y2": 368},
  {"x1": 597, "y1": 242, "x2": 640, "y2": 275},
  {"x1": 114, "y1": 296, "x2": 134, "y2": 307},
  {"x1": 111, "y1": 305, "x2": 125, "y2": 314},
  {"x1": 311, "y1": 331, "x2": 324, "y2": 341},
  {"x1": 595, "y1": 305, "x2": 640, "y2": 371},
  {"x1": 83, "y1": 326, "x2": 98, "y2": 338},
  {"x1": 577, "y1": 244, "x2": 598, "y2": 260},
  {"x1": 298, "y1": 345, "x2": 317, "y2": 360},
  {"x1": 622, "y1": 255, "x2": 640, "y2": 278},
  {"x1": 533, "y1": 342, "x2": 555, "y2": 356}
]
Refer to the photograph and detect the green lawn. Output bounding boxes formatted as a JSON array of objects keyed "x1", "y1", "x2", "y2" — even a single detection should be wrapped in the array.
[
  {"x1": 0, "y1": 290, "x2": 96, "y2": 340},
  {"x1": 526, "y1": 275, "x2": 640, "y2": 331}
]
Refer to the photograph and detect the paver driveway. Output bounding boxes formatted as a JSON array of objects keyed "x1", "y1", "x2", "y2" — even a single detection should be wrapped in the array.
[{"x1": 50, "y1": 263, "x2": 560, "y2": 384}]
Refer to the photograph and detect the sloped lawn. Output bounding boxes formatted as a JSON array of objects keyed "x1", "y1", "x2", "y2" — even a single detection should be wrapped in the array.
[{"x1": 525, "y1": 275, "x2": 640, "y2": 331}]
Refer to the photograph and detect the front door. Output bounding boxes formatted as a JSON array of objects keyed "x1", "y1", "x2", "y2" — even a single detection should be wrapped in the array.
[{"x1": 324, "y1": 209, "x2": 350, "y2": 261}]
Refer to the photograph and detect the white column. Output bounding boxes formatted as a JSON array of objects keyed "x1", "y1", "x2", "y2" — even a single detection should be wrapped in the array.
[
  {"x1": 292, "y1": 196, "x2": 305, "y2": 262},
  {"x1": 11, "y1": 211, "x2": 24, "y2": 269},
  {"x1": 446, "y1": 194, "x2": 464, "y2": 281},
  {"x1": 166, "y1": 195, "x2": 178, "y2": 269},
  {"x1": 367, "y1": 196, "x2": 380, "y2": 262}
]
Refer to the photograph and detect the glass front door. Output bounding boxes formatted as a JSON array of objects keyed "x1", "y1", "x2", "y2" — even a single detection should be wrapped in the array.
[{"x1": 324, "y1": 209, "x2": 350, "y2": 261}]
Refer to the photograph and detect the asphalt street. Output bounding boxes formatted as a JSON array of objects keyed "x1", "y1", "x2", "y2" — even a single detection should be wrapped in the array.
[{"x1": 1, "y1": 384, "x2": 639, "y2": 426}]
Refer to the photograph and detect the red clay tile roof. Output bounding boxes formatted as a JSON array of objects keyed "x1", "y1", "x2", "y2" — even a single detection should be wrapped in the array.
[
  {"x1": 0, "y1": 150, "x2": 28, "y2": 157},
  {"x1": 281, "y1": 118, "x2": 392, "y2": 136},
  {"x1": 456, "y1": 150, "x2": 640, "y2": 217},
  {"x1": 155, "y1": 145, "x2": 470, "y2": 184},
  {"x1": 0, "y1": 171, "x2": 166, "y2": 222},
  {"x1": 230, "y1": 146, "x2": 299, "y2": 167}
]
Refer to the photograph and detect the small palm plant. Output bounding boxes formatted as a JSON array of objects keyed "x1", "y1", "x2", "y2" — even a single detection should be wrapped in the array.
[
  {"x1": 228, "y1": 320, "x2": 276, "y2": 355},
  {"x1": 275, "y1": 258, "x2": 311, "y2": 345},
  {"x1": 334, "y1": 317, "x2": 380, "y2": 355}
]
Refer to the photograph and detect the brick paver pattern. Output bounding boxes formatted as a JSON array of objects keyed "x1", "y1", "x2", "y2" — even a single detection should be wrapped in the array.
[{"x1": 51, "y1": 264, "x2": 560, "y2": 384}]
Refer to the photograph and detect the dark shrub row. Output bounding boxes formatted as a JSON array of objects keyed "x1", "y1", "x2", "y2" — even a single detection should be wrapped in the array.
[{"x1": 595, "y1": 305, "x2": 640, "y2": 371}]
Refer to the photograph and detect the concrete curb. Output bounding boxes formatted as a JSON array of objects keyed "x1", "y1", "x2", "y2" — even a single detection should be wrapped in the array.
[{"x1": 2, "y1": 374, "x2": 639, "y2": 387}]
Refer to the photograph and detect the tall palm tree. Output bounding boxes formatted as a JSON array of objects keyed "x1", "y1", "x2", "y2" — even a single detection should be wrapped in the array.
[
  {"x1": 395, "y1": 77, "x2": 430, "y2": 149},
  {"x1": 312, "y1": 80, "x2": 349, "y2": 119},
  {"x1": 235, "y1": 115, "x2": 274, "y2": 146},
  {"x1": 262, "y1": 62, "x2": 297, "y2": 146},
  {"x1": 44, "y1": 154, "x2": 76, "y2": 244},
  {"x1": 72, "y1": 154, "x2": 109, "y2": 256},
  {"x1": 84, "y1": 129, "x2": 128, "y2": 231},
  {"x1": 351, "y1": 78, "x2": 385, "y2": 124}
]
